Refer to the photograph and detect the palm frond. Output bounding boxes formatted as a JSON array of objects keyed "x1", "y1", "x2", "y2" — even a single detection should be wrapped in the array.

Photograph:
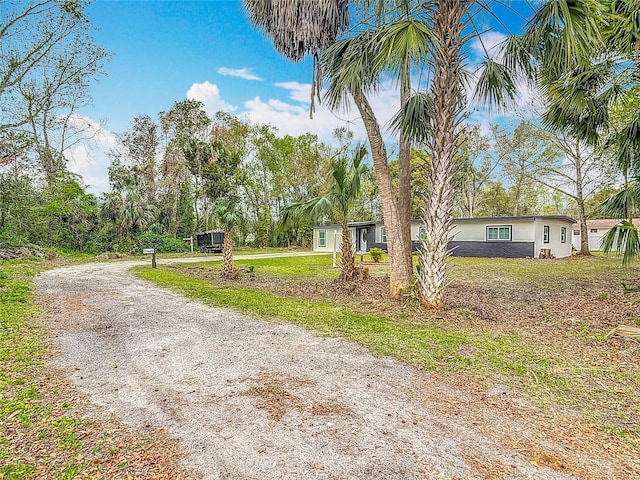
[
  {"x1": 523, "y1": 0, "x2": 604, "y2": 70},
  {"x1": 597, "y1": 182, "x2": 640, "y2": 218},
  {"x1": 243, "y1": 0, "x2": 349, "y2": 62},
  {"x1": 602, "y1": 220, "x2": 640, "y2": 266},
  {"x1": 603, "y1": 0, "x2": 640, "y2": 56},
  {"x1": 473, "y1": 58, "x2": 518, "y2": 112},
  {"x1": 371, "y1": 17, "x2": 435, "y2": 77},
  {"x1": 321, "y1": 32, "x2": 381, "y2": 112},
  {"x1": 501, "y1": 35, "x2": 536, "y2": 82},
  {"x1": 389, "y1": 92, "x2": 433, "y2": 145}
]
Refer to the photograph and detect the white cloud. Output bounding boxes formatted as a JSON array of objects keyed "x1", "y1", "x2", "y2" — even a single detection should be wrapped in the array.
[
  {"x1": 243, "y1": 81, "x2": 402, "y2": 146},
  {"x1": 187, "y1": 81, "x2": 237, "y2": 116},
  {"x1": 274, "y1": 81, "x2": 313, "y2": 103},
  {"x1": 217, "y1": 67, "x2": 262, "y2": 81},
  {"x1": 471, "y1": 31, "x2": 508, "y2": 60},
  {"x1": 64, "y1": 115, "x2": 118, "y2": 195}
]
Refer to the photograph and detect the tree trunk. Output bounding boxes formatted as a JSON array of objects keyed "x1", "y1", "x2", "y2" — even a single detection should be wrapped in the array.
[
  {"x1": 340, "y1": 219, "x2": 357, "y2": 281},
  {"x1": 575, "y1": 158, "x2": 591, "y2": 255},
  {"x1": 222, "y1": 228, "x2": 236, "y2": 277},
  {"x1": 350, "y1": 86, "x2": 413, "y2": 299},
  {"x1": 397, "y1": 67, "x2": 414, "y2": 289},
  {"x1": 417, "y1": 0, "x2": 466, "y2": 309}
]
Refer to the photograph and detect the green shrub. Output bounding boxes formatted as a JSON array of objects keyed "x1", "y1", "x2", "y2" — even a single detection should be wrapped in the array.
[
  {"x1": 139, "y1": 232, "x2": 190, "y2": 253},
  {"x1": 369, "y1": 247, "x2": 384, "y2": 262}
]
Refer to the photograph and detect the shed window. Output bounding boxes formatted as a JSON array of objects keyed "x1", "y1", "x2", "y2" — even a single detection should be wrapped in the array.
[
  {"x1": 418, "y1": 226, "x2": 426, "y2": 239},
  {"x1": 561, "y1": 227, "x2": 567, "y2": 243},
  {"x1": 380, "y1": 227, "x2": 387, "y2": 243},
  {"x1": 487, "y1": 225, "x2": 511, "y2": 241},
  {"x1": 318, "y1": 230, "x2": 327, "y2": 247},
  {"x1": 573, "y1": 230, "x2": 579, "y2": 235},
  {"x1": 544, "y1": 225, "x2": 550, "y2": 243},
  {"x1": 590, "y1": 228, "x2": 598, "y2": 233}
]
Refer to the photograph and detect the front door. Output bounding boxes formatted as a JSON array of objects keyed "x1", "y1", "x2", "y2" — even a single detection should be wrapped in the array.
[{"x1": 359, "y1": 228, "x2": 367, "y2": 252}]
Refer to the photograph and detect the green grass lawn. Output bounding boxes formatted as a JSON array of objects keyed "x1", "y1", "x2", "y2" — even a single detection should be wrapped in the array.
[{"x1": 137, "y1": 253, "x2": 640, "y2": 447}]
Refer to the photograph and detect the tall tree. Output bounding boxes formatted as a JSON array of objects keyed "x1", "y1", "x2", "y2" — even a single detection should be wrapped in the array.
[
  {"x1": 242, "y1": 128, "x2": 334, "y2": 247},
  {"x1": 245, "y1": 0, "x2": 424, "y2": 298},
  {"x1": 498, "y1": 0, "x2": 640, "y2": 262},
  {"x1": 532, "y1": 131, "x2": 617, "y2": 255},
  {"x1": 412, "y1": 0, "x2": 467, "y2": 308},
  {"x1": 160, "y1": 99, "x2": 212, "y2": 233},
  {"x1": 1, "y1": 0, "x2": 109, "y2": 183},
  {"x1": 322, "y1": 3, "x2": 432, "y2": 298},
  {"x1": 493, "y1": 121, "x2": 558, "y2": 216},
  {"x1": 110, "y1": 115, "x2": 160, "y2": 201},
  {"x1": 454, "y1": 125, "x2": 495, "y2": 218}
]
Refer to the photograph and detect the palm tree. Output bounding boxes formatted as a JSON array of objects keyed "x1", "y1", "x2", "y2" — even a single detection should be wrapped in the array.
[
  {"x1": 244, "y1": 0, "x2": 427, "y2": 299},
  {"x1": 284, "y1": 145, "x2": 368, "y2": 281},
  {"x1": 102, "y1": 176, "x2": 156, "y2": 248},
  {"x1": 214, "y1": 200, "x2": 243, "y2": 278},
  {"x1": 395, "y1": 0, "x2": 467, "y2": 308},
  {"x1": 495, "y1": 0, "x2": 640, "y2": 263},
  {"x1": 321, "y1": 3, "x2": 434, "y2": 298}
]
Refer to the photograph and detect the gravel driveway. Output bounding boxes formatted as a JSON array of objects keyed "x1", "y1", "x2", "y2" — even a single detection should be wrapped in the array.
[{"x1": 35, "y1": 257, "x2": 614, "y2": 479}]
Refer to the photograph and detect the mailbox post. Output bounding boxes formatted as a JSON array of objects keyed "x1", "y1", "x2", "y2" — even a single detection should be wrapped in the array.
[{"x1": 142, "y1": 248, "x2": 156, "y2": 268}]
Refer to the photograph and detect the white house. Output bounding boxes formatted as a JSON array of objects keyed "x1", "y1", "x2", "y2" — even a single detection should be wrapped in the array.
[
  {"x1": 571, "y1": 219, "x2": 640, "y2": 251},
  {"x1": 313, "y1": 215, "x2": 576, "y2": 258}
]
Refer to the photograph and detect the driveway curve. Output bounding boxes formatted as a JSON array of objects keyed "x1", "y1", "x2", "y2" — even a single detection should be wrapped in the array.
[{"x1": 35, "y1": 257, "x2": 615, "y2": 479}]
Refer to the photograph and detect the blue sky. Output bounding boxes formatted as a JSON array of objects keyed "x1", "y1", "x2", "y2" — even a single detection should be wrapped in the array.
[{"x1": 68, "y1": 0, "x2": 533, "y2": 195}]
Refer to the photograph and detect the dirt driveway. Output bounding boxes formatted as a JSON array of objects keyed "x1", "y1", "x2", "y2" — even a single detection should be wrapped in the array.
[{"x1": 35, "y1": 258, "x2": 618, "y2": 479}]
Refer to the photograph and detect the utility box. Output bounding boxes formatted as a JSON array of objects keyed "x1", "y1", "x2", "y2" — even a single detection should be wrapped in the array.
[{"x1": 196, "y1": 231, "x2": 225, "y2": 253}]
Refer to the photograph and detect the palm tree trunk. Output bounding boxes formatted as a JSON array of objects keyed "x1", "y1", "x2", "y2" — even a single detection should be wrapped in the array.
[
  {"x1": 222, "y1": 228, "x2": 236, "y2": 278},
  {"x1": 350, "y1": 86, "x2": 413, "y2": 298},
  {"x1": 418, "y1": 0, "x2": 467, "y2": 309},
  {"x1": 397, "y1": 66, "x2": 414, "y2": 287},
  {"x1": 340, "y1": 219, "x2": 356, "y2": 281}
]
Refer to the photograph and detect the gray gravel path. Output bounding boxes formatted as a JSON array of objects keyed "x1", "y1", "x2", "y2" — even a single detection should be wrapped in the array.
[{"x1": 35, "y1": 258, "x2": 612, "y2": 479}]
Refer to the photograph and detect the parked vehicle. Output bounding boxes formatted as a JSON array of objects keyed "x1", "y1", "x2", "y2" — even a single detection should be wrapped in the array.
[{"x1": 196, "y1": 230, "x2": 225, "y2": 253}]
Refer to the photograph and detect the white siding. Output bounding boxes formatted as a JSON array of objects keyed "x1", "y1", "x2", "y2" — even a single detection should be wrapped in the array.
[
  {"x1": 313, "y1": 227, "x2": 340, "y2": 253},
  {"x1": 452, "y1": 220, "x2": 535, "y2": 242},
  {"x1": 572, "y1": 229, "x2": 607, "y2": 251},
  {"x1": 534, "y1": 219, "x2": 572, "y2": 258}
]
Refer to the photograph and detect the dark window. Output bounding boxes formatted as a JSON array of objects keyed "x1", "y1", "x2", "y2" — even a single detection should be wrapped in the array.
[
  {"x1": 561, "y1": 227, "x2": 567, "y2": 243},
  {"x1": 544, "y1": 225, "x2": 550, "y2": 243},
  {"x1": 590, "y1": 228, "x2": 598, "y2": 233}
]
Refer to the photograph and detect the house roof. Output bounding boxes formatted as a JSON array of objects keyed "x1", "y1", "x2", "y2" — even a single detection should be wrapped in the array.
[
  {"x1": 313, "y1": 215, "x2": 577, "y2": 229},
  {"x1": 572, "y1": 218, "x2": 640, "y2": 230},
  {"x1": 453, "y1": 215, "x2": 577, "y2": 224}
]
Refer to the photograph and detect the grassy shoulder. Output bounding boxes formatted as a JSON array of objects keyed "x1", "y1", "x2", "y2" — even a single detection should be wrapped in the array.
[
  {"x1": 0, "y1": 259, "x2": 189, "y2": 479},
  {"x1": 136, "y1": 254, "x2": 640, "y2": 448},
  {"x1": 137, "y1": 265, "x2": 555, "y2": 376}
]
